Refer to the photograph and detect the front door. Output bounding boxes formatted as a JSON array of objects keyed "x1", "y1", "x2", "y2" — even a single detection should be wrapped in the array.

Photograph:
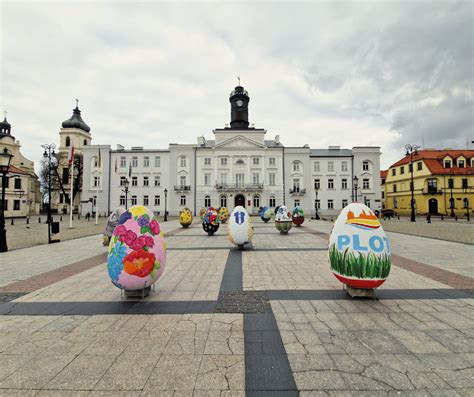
[
  {"x1": 235, "y1": 194, "x2": 245, "y2": 208},
  {"x1": 428, "y1": 198, "x2": 438, "y2": 214}
]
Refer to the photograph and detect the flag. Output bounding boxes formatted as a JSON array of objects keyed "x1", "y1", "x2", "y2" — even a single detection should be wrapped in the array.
[
  {"x1": 97, "y1": 147, "x2": 102, "y2": 168},
  {"x1": 128, "y1": 162, "x2": 132, "y2": 178},
  {"x1": 114, "y1": 157, "x2": 118, "y2": 173},
  {"x1": 68, "y1": 144, "x2": 75, "y2": 165}
]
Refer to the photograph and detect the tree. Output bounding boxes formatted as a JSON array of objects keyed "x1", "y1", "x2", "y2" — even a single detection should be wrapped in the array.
[{"x1": 39, "y1": 155, "x2": 61, "y2": 206}]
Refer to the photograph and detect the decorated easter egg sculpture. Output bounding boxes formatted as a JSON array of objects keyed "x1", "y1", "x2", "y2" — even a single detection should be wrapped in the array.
[
  {"x1": 199, "y1": 207, "x2": 207, "y2": 221},
  {"x1": 202, "y1": 207, "x2": 220, "y2": 235},
  {"x1": 228, "y1": 206, "x2": 253, "y2": 249},
  {"x1": 107, "y1": 206, "x2": 166, "y2": 291},
  {"x1": 328, "y1": 203, "x2": 391, "y2": 289},
  {"x1": 275, "y1": 205, "x2": 293, "y2": 234},
  {"x1": 292, "y1": 206, "x2": 305, "y2": 226},
  {"x1": 179, "y1": 207, "x2": 193, "y2": 228},
  {"x1": 218, "y1": 207, "x2": 229, "y2": 223},
  {"x1": 259, "y1": 206, "x2": 272, "y2": 223}
]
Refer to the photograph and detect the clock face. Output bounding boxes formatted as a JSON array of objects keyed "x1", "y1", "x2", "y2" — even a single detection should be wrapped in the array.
[{"x1": 236, "y1": 100, "x2": 243, "y2": 107}]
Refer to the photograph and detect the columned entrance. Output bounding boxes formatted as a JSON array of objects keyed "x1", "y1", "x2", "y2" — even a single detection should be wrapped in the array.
[
  {"x1": 235, "y1": 194, "x2": 245, "y2": 208},
  {"x1": 428, "y1": 198, "x2": 438, "y2": 215}
]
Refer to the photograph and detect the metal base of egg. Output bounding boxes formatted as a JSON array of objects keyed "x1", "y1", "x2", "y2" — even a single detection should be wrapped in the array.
[
  {"x1": 344, "y1": 284, "x2": 376, "y2": 299},
  {"x1": 122, "y1": 286, "x2": 152, "y2": 299}
]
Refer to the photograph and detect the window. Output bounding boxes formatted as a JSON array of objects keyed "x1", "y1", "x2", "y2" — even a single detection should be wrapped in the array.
[
  {"x1": 155, "y1": 156, "x2": 161, "y2": 167},
  {"x1": 204, "y1": 195, "x2": 211, "y2": 207},
  {"x1": 444, "y1": 160, "x2": 451, "y2": 168},
  {"x1": 408, "y1": 163, "x2": 413, "y2": 172},
  {"x1": 294, "y1": 199, "x2": 300, "y2": 207},
  {"x1": 180, "y1": 176, "x2": 186, "y2": 187},
  {"x1": 363, "y1": 179, "x2": 370, "y2": 189},
  {"x1": 65, "y1": 136, "x2": 70, "y2": 147},
  {"x1": 3, "y1": 199, "x2": 7, "y2": 211},
  {"x1": 143, "y1": 176, "x2": 149, "y2": 187},
  {"x1": 83, "y1": 139, "x2": 87, "y2": 146},
  {"x1": 328, "y1": 161, "x2": 334, "y2": 172},
  {"x1": 59, "y1": 194, "x2": 64, "y2": 204},
  {"x1": 93, "y1": 176, "x2": 100, "y2": 187},
  {"x1": 236, "y1": 174, "x2": 244, "y2": 187},
  {"x1": 14, "y1": 178, "x2": 21, "y2": 189},
  {"x1": 363, "y1": 161, "x2": 369, "y2": 171},
  {"x1": 180, "y1": 196, "x2": 186, "y2": 206},
  {"x1": 269, "y1": 196, "x2": 276, "y2": 207},
  {"x1": 253, "y1": 158, "x2": 260, "y2": 165},
  {"x1": 417, "y1": 162, "x2": 422, "y2": 171},
  {"x1": 382, "y1": 192, "x2": 385, "y2": 199},
  {"x1": 132, "y1": 157, "x2": 138, "y2": 167},
  {"x1": 120, "y1": 176, "x2": 127, "y2": 186},
  {"x1": 458, "y1": 159, "x2": 465, "y2": 168},
  {"x1": 314, "y1": 161, "x2": 320, "y2": 172},
  {"x1": 393, "y1": 184, "x2": 397, "y2": 192},
  {"x1": 269, "y1": 158, "x2": 276, "y2": 166},
  {"x1": 314, "y1": 179, "x2": 320, "y2": 190},
  {"x1": 400, "y1": 166, "x2": 405, "y2": 174},
  {"x1": 131, "y1": 196, "x2": 137, "y2": 206},
  {"x1": 328, "y1": 199, "x2": 334, "y2": 209},
  {"x1": 427, "y1": 179, "x2": 437, "y2": 193},
  {"x1": 220, "y1": 173, "x2": 227, "y2": 184},
  {"x1": 293, "y1": 179, "x2": 300, "y2": 192},
  {"x1": 236, "y1": 159, "x2": 244, "y2": 165},
  {"x1": 448, "y1": 179, "x2": 454, "y2": 189},
  {"x1": 120, "y1": 196, "x2": 126, "y2": 206},
  {"x1": 462, "y1": 178, "x2": 468, "y2": 189},
  {"x1": 221, "y1": 158, "x2": 228, "y2": 166},
  {"x1": 341, "y1": 179, "x2": 348, "y2": 189},
  {"x1": 204, "y1": 173, "x2": 211, "y2": 186},
  {"x1": 269, "y1": 173, "x2": 275, "y2": 186},
  {"x1": 132, "y1": 176, "x2": 138, "y2": 187},
  {"x1": 253, "y1": 195, "x2": 260, "y2": 207},
  {"x1": 341, "y1": 161, "x2": 348, "y2": 172},
  {"x1": 392, "y1": 169, "x2": 396, "y2": 176},
  {"x1": 449, "y1": 197, "x2": 455, "y2": 209},
  {"x1": 143, "y1": 157, "x2": 149, "y2": 167},
  {"x1": 293, "y1": 162, "x2": 300, "y2": 172},
  {"x1": 62, "y1": 167, "x2": 69, "y2": 184},
  {"x1": 463, "y1": 198, "x2": 469, "y2": 208},
  {"x1": 154, "y1": 195, "x2": 160, "y2": 206},
  {"x1": 342, "y1": 199, "x2": 348, "y2": 208},
  {"x1": 143, "y1": 195, "x2": 149, "y2": 206},
  {"x1": 220, "y1": 195, "x2": 227, "y2": 208},
  {"x1": 120, "y1": 157, "x2": 126, "y2": 167},
  {"x1": 154, "y1": 176, "x2": 161, "y2": 186},
  {"x1": 204, "y1": 158, "x2": 211, "y2": 166},
  {"x1": 180, "y1": 156, "x2": 187, "y2": 167},
  {"x1": 253, "y1": 173, "x2": 259, "y2": 185},
  {"x1": 13, "y1": 200, "x2": 20, "y2": 211},
  {"x1": 366, "y1": 199, "x2": 371, "y2": 208},
  {"x1": 328, "y1": 179, "x2": 334, "y2": 189},
  {"x1": 315, "y1": 199, "x2": 320, "y2": 209}
]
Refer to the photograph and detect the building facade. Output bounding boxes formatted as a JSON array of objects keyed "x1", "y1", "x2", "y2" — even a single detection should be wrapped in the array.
[
  {"x1": 81, "y1": 85, "x2": 382, "y2": 217},
  {"x1": 383, "y1": 149, "x2": 474, "y2": 216},
  {"x1": 0, "y1": 116, "x2": 41, "y2": 218}
]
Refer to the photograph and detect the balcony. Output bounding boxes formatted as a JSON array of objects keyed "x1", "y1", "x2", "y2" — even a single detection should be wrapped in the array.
[
  {"x1": 423, "y1": 187, "x2": 442, "y2": 195},
  {"x1": 215, "y1": 183, "x2": 264, "y2": 191},
  {"x1": 174, "y1": 185, "x2": 191, "y2": 192},
  {"x1": 289, "y1": 188, "x2": 306, "y2": 196}
]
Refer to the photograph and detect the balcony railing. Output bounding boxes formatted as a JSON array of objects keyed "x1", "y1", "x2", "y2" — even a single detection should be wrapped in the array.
[
  {"x1": 174, "y1": 185, "x2": 191, "y2": 192},
  {"x1": 215, "y1": 183, "x2": 264, "y2": 191},
  {"x1": 289, "y1": 188, "x2": 306, "y2": 195},
  {"x1": 423, "y1": 187, "x2": 442, "y2": 195}
]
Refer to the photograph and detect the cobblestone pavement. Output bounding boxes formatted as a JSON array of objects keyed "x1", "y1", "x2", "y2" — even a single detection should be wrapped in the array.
[{"x1": 0, "y1": 218, "x2": 473, "y2": 395}]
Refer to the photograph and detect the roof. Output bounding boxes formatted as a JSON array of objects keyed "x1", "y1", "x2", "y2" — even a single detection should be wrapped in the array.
[
  {"x1": 380, "y1": 170, "x2": 388, "y2": 178},
  {"x1": 264, "y1": 140, "x2": 283, "y2": 148},
  {"x1": 310, "y1": 149, "x2": 352, "y2": 157},
  {"x1": 62, "y1": 107, "x2": 91, "y2": 132},
  {"x1": 8, "y1": 165, "x2": 35, "y2": 177},
  {"x1": 390, "y1": 149, "x2": 474, "y2": 175}
]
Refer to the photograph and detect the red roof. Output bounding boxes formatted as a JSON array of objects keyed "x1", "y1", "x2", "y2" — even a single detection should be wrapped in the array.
[
  {"x1": 380, "y1": 170, "x2": 388, "y2": 178},
  {"x1": 390, "y1": 149, "x2": 474, "y2": 175},
  {"x1": 8, "y1": 165, "x2": 34, "y2": 177}
]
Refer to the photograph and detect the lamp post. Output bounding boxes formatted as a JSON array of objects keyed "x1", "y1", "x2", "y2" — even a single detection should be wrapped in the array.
[
  {"x1": 0, "y1": 147, "x2": 13, "y2": 252},
  {"x1": 315, "y1": 187, "x2": 319, "y2": 220},
  {"x1": 449, "y1": 168, "x2": 455, "y2": 217},
  {"x1": 405, "y1": 144, "x2": 420, "y2": 222},
  {"x1": 164, "y1": 188, "x2": 168, "y2": 221},
  {"x1": 42, "y1": 143, "x2": 56, "y2": 244},
  {"x1": 122, "y1": 179, "x2": 130, "y2": 210},
  {"x1": 353, "y1": 176, "x2": 359, "y2": 203}
]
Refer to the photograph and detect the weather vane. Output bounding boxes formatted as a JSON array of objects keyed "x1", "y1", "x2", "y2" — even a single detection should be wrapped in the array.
[
  {"x1": 237, "y1": 76, "x2": 240, "y2": 86},
  {"x1": 2, "y1": 110, "x2": 7, "y2": 119}
]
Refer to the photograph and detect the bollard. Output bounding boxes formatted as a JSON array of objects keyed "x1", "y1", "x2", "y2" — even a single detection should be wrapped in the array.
[
  {"x1": 455, "y1": 215, "x2": 458, "y2": 221},
  {"x1": 72, "y1": 215, "x2": 74, "y2": 220},
  {"x1": 441, "y1": 215, "x2": 444, "y2": 221},
  {"x1": 427, "y1": 214, "x2": 431, "y2": 224},
  {"x1": 26, "y1": 217, "x2": 29, "y2": 224},
  {"x1": 11, "y1": 218, "x2": 14, "y2": 225},
  {"x1": 60, "y1": 216, "x2": 62, "y2": 222},
  {"x1": 397, "y1": 215, "x2": 400, "y2": 220},
  {"x1": 39, "y1": 217, "x2": 41, "y2": 223}
]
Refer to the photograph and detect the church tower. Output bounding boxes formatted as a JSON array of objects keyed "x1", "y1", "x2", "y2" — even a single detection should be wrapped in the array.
[{"x1": 229, "y1": 85, "x2": 250, "y2": 129}]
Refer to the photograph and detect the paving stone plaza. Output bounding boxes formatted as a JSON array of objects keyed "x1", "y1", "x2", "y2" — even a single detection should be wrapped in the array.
[{"x1": 0, "y1": 219, "x2": 473, "y2": 396}]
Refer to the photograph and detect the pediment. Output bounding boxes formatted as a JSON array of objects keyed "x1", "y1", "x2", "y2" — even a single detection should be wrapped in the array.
[{"x1": 215, "y1": 135, "x2": 266, "y2": 149}]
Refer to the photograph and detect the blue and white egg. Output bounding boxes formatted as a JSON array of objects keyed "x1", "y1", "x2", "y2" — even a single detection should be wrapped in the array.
[{"x1": 227, "y1": 206, "x2": 253, "y2": 248}]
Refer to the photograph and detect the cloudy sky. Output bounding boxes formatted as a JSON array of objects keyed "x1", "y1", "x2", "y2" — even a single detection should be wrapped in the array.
[{"x1": 1, "y1": 1, "x2": 472, "y2": 171}]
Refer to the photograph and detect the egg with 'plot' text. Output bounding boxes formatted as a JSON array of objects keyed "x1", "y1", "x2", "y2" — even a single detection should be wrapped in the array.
[
  {"x1": 228, "y1": 206, "x2": 253, "y2": 248},
  {"x1": 328, "y1": 203, "x2": 391, "y2": 289}
]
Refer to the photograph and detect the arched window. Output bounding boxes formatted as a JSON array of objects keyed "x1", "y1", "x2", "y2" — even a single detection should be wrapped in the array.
[
  {"x1": 65, "y1": 136, "x2": 70, "y2": 147},
  {"x1": 204, "y1": 195, "x2": 211, "y2": 207},
  {"x1": 236, "y1": 159, "x2": 244, "y2": 165},
  {"x1": 83, "y1": 139, "x2": 87, "y2": 145},
  {"x1": 220, "y1": 195, "x2": 227, "y2": 208},
  {"x1": 269, "y1": 195, "x2": 276, "y2": 207},
  {"x1": 463, "y1": 198, "x2": 469, "y2": 208},
  {"x1": 253, "y1": 194, "x2": 260, "y2": 208},
  {"x1": 449, "y1": 197, "x2": 455, "y2": 209}
]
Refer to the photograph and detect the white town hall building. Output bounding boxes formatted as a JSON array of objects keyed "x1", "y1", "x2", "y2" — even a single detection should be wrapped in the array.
[{"x1": 80, "y1": 85, "x2": 381, "y2": 217}]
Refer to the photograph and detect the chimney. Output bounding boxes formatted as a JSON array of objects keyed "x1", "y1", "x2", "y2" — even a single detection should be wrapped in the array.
[
  {"x1": 275, "y1": 135, "x2": 280, "y2": 144},
  {"x1": 197, "y1": 136, "x2": 206, "y2": 146}
]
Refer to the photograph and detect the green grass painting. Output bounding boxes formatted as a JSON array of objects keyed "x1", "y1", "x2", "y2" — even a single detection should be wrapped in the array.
[{"x1": 329, "y1": 244, "x2": 391, "y2": 279}]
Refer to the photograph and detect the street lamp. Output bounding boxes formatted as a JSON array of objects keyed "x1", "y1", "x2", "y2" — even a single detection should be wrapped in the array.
[
  {"x1": 0, "y1": 147, "x2": 13, "y2": 252},
  {"x1": 122, "y1": 179, "x2": 130, "y2": 210},
  {"x1": 164, "y1": 188, "x2": 168, "y2": 221},
  {"x1": 353, "y1": 176, "x2": 359, "y2": 202},
  {"x1": 42, "y1": 143, "x2": 56, "y2": 244},
  {"x1": 449, "y1": 168, "x2": 455, "y2": 217},
  {"x1": 405, "y1": 144, "x2": 420, "y2": 222},
  {"x1": 315, "y1": 187, "x2": 320, "y2": 220}
]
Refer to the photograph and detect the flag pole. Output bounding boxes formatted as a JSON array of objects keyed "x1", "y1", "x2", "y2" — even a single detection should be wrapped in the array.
[
  {"x1": 69, "y1": 159, "x2": 74, "y2": 228},
  {"x1": 95, "y1": 148, "x2": 102, "y2": 225}
]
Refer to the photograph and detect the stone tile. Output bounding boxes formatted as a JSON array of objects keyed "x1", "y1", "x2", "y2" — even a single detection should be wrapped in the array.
[
  {"x1": 194, "y1": 355, "x2": 245, "y2": 390},
  {"x1": 389, "y1": 330, "x2": 452, "y2": 354}
]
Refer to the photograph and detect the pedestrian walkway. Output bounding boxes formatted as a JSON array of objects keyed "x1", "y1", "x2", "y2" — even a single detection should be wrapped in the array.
[{"x1": 0, "y1": 218, "x2": 472, "y2": 395}]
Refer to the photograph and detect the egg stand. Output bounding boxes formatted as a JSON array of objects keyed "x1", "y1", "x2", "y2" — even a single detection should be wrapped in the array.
[
  {"x1": 121, "y1": 284, "x2": 154, "y2": 300},
  {"x1": 343, "y1": 284, "x2": 376, "y2": 299}
]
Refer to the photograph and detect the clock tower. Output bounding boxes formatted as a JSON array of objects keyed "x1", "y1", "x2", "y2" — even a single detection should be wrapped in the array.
[{"x1": 229, "y1": 85, "x2": 249, "y2": 129}]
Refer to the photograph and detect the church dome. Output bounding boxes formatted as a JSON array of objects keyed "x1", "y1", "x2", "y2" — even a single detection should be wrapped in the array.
[
  {"x1": 0, "y1": 116, "x2": 13, "y2": 138},
  {"x1": 62, "y1": 106, "x2": 91, "y2": 132}
]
